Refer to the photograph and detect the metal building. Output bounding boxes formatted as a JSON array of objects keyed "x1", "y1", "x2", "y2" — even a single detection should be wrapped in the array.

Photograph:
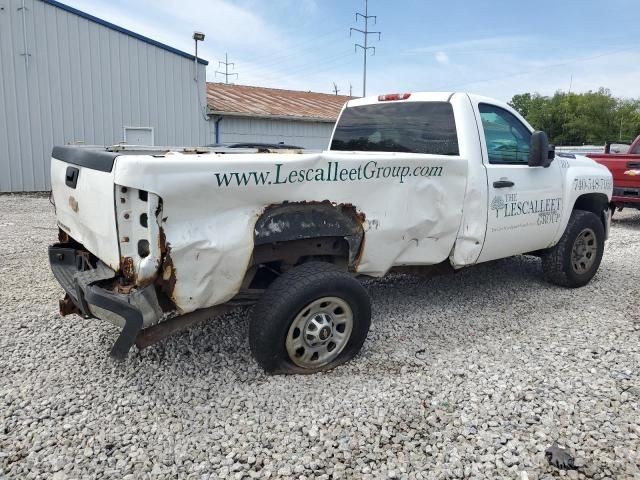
[
  {"x1": 0, "y1": 0, "x2": 209, "y2": 192},
  {"x1": 206, "y1": 83, "x2": 352, "y2": 150}
]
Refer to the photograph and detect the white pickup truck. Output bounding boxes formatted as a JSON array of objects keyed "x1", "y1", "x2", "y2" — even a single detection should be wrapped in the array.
[{"x1": 49, "y1": 92, "x2": 613, "y2": 373}]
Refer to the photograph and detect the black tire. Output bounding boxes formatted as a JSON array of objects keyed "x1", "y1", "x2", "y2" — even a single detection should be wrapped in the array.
[
  {"x1": 249, "y1": 262, "x2": 371, "y2": 374},
  {"x1": 541, "y1": 209, "x2": 605, "y2": 288}
]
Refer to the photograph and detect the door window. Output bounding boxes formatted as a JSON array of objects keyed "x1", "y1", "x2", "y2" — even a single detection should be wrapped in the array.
[{"x1": 479, "y1": 104, "x2": 531, "y2": 164}]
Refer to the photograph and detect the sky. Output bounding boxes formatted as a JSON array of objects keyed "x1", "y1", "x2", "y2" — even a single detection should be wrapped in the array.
[{"x1": 62, "y1": 0, "x2": 640, "y2": 101}]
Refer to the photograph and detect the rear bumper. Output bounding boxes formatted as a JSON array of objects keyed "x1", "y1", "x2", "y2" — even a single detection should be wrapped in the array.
[
  {"x1": 48, "y1": 245, "x2": 151, "y2": 359},
  {"x1": 612, "y1": 186, "x2": 640, "y2": 208}
]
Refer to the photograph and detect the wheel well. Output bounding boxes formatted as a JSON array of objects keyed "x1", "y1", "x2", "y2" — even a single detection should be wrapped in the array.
[
  {"x1": 573, "y1": 193, "x2": 610, "y2": 227},
  {"x1": 245, "y1": 237, "x2": 351, "y2": 289},
  {"x1": 244, "y1": 201, "x2": 366, "y2": 290}
]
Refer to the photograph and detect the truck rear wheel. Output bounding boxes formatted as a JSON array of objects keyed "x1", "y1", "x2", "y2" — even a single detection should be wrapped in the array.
[
  {"x1": 249, "y1": 262, "x2": 371, "y2": 374},
  {"x1": 541, "y1": 209, "x2": 605, "y2": 288}
]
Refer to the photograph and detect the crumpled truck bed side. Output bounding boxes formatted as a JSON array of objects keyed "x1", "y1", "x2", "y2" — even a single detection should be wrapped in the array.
[{"x1": 114, "y1": 150, "x2": 470, "y2": 314}]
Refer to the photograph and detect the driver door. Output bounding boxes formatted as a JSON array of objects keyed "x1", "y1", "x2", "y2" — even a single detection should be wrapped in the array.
[{"x1": 475, "y1": 103, "x2": 563, "y2": 263}]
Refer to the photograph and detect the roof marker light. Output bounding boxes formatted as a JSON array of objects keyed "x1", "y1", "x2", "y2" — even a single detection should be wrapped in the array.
[{"x1": 378, "y1": 93, "x2": 411, "y2": 101}]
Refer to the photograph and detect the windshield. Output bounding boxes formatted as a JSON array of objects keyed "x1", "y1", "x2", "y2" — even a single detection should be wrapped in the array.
[{"x1": 330, "y1": 101, "x2": 459, "y2": 155}]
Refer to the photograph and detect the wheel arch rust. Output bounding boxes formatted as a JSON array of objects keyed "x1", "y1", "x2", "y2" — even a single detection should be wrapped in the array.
[{"x1": 253, "y1": 200, "x2": 366, "y2": 268}]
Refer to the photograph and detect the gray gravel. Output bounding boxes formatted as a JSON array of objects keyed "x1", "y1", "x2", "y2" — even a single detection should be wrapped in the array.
[{"x1": 1, "y1": 193, "x2": 639, "y2": 480}]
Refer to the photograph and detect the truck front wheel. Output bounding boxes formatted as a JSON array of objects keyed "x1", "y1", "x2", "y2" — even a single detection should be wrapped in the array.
[
  {"x1": 249, "y1": 262, "x2": 371, "y2": 374},
  {"x1": 542, "y1": 209, "x2": 605, "y2": 288}
]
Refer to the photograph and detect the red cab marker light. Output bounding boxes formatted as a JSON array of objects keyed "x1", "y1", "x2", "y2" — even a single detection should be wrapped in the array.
[{"x1": 378, "y1": 93, "x2": 411, "y2": 101}]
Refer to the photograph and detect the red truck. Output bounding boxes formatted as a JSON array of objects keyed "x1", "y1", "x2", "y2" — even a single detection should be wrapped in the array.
[{"x1": 587, "y1": 135, "x2": 640, "y2": 211}]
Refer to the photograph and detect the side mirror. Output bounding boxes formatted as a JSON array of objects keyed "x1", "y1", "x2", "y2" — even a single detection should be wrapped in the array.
[{"x1": 528, "y1": 131, "x2": 554, "y2": 168}]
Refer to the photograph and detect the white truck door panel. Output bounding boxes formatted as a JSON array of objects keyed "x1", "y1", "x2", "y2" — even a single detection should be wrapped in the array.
[{"x1": 474, "y1": 102, "x2": 564, "y2": 263}]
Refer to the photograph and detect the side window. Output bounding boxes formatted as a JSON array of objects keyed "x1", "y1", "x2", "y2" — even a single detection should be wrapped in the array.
[{"x1": 479, "y1": 103, "x2": 531, "y2": 164}]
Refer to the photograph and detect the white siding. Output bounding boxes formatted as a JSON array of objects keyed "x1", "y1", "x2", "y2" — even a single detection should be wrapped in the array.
[
  {"x1": 216, "y1": 116, "x2": 335, "y2": 150},
  {"x1": 0, "y1": 0, "x2": 210, "y2": 192}
]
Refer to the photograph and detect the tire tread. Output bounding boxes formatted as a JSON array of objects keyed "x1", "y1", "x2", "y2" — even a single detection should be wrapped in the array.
[
  {"x1": 249, "y1": 262, "x2": 370, "y2": 373},
  {"x1": 542, "y1": 209, "x2": 604, "y2": 288}
]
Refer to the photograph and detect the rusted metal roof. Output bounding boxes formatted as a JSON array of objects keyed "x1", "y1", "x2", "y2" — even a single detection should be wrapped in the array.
[{"x1": 206, "y1": 83, "x2": 353, "y2": 122}]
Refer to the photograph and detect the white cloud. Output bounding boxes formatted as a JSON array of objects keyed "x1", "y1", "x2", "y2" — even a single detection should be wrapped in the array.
[
  {"x1": 61, "y1": 0, "x2": 340, "y2": 89},
  {"x1": 62, "y1": 0, "x2": 288, "y2": 62},
  {"x1": 434, "y1": 51, "x2": 450, "y2": 65},
  {"x1": 268, "y1": 0, "x2": 318, "y2": 14},
  {"x1": 146, "y1": 0, "x2": 287, "y2": 52},
  {"x1": 368, "y1": 44, "x2": 640, "y2": 102},
  {"x1": 45, "y1": 3, "x2": 640, "y2": 100},
  {"x1": 405, "y1": 36, "x2": 534, "y2": 56}
]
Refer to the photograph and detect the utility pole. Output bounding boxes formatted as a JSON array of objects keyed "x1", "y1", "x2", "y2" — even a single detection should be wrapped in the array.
[
  {"x1": 215, "y1": 53, "x2": 238, "y2": 84},
  {"x1": 350, "y1": 0, "x2": 381, "y2": 97},
  {"x1": 568, "y1": 74, "x2": 573, "y2": 95},
  {"x1": 332, "y1": 82, "x2": 340, "y2": 95},
  {"x1": 349, "y1": 83, "x2": 353, "y2": 96},
  {"x1": 620, "y1": 116, "x2": 624, "y2": 141}
]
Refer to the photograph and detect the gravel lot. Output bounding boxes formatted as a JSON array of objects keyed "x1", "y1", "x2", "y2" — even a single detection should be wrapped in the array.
[{"x1": 1, "y1": 193, "x2": 639, "y2": 480}]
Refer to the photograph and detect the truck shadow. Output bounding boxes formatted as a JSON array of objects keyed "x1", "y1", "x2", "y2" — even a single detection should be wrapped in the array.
[
  {"x1": 132, "y1": 307, "x2": 255, "y2": 370},
  {"x1": 612, "y1": 210, "x2": 640, "y2": 231},
  {"x1": 121, "y1": 244, "x2": 628, "y2": 417},
  {"x1": 129, "y1": 253, "x2": 553, "y2": 383}
]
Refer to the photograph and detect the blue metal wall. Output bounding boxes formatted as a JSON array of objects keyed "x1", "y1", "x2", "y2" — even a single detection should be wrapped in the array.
[
  {"x1": 0, "y1": 0, "x2": 210, "y2": 191},
  {"x1": 216, "y1": 116, "x2": 335, "y2": 151}
]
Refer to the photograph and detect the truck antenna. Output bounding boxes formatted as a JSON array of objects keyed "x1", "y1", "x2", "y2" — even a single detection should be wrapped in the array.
[
  {"x1": 350, "y1": 0, "x2": 381, "y2": 97},
  {"x1": 215, "y1": 53, "x2": 239, "y2": 84}
]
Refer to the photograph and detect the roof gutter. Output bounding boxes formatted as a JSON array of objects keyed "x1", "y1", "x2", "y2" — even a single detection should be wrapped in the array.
[{"x1": 206, "y1": 109, "x2": 338, "y2": 124}]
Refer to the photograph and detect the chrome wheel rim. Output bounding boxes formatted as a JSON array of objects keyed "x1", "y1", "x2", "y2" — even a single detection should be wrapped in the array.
[
  {"x1": 571, "y1": 228, "x2": 597, "y2": 274},
  {"x1": 285, "y1": 297, "x2": 353, "y2": 369}
]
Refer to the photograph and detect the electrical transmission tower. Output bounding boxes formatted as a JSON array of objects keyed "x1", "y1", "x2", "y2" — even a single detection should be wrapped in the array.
[
  {"x1": 350, "y1": 0, "x2": 380, "y2": 97},
  {"x1": 215, "y1": 53, "x2": 238, "y2": 84}
]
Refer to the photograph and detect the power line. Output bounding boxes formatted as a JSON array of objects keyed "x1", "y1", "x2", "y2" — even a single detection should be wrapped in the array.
[
  {"x1": 350, "y1": 0, "x2": 380, "y2": 97},
  {"x1": 401, "y1": 38, "x2": 640, "y2": 63},
  {"x1": 236, "y1": 27, "x2": 347, "y2": 69},
  {"x1": 436, "y1": 43, "x2": 640, "y2": 91},
  {"x1": 239, "y1": 38, "x2": 350, "y2": 74},
  {"x1": 240, "y1": 51, "x2": 354, "y2": 86},
  {"x1": 215, "y1": 53, "x2": 238, "y2": 84}
]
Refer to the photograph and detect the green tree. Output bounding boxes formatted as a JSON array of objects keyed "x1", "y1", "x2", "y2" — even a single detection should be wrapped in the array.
[
  {"x1": 615, "y1": 99, "x2": 640, "y2": 142},
  {"x1": 509, "y1": 88, "x2": 640, "y2": 146},
  {"x1": 509, "y1": 93, "x2": 533, "y2": 118}
]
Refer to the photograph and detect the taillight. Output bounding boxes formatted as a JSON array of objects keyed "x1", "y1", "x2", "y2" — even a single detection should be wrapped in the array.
[{"x1": 378, "y1": 93, "x2": 411, "y2": 101}]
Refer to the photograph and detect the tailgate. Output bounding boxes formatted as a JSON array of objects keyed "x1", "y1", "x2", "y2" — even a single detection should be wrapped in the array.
[{"x1": 50, "y1": 147, "x2": 121, "y2": 270}]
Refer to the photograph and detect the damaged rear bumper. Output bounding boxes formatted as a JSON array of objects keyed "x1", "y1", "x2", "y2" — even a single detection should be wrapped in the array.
[{"x1": 48, "y1": 245, "x2": 162, "y2": 360}]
